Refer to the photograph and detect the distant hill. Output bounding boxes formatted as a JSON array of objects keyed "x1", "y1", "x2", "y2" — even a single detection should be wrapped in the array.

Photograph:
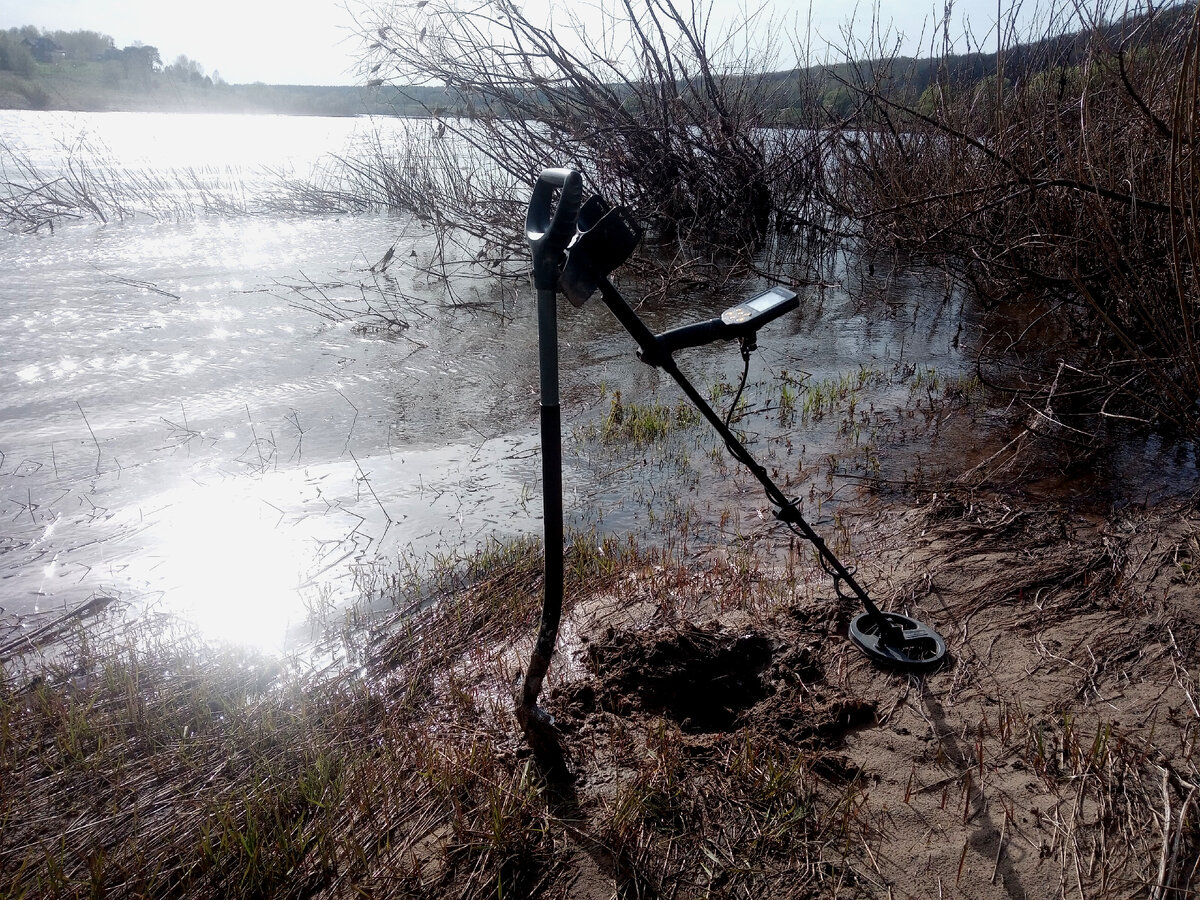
[
  {"x1": 3, "y1": 5, "x2": 1191, "y2": 119},
  {"x1": 0, "y1": 26, "x2": 457, "y2": 116},
  {"x1": 0, "y1": 64, "x2": 458, "y2": 117},
  {"x1": 783, "y1": 2, "x2": 1195, "y2": 119}
]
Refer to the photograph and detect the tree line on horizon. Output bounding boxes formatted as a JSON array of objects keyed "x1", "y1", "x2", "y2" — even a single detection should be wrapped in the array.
[
  {"x1": 0, "y1": 26, "x2": 215, "y2": 89},
  {"x1": 0, "y1": 24, "x2": 461, "y2": 115},
  {"x1": 6, "y1": 11, "x2": 1188, "y2": 122}
]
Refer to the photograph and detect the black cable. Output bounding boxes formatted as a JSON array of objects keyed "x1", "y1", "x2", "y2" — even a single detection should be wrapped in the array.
[
  {"x1": 722, "y1": 340, "x2": 753, "y2": 430},
  {"x1": 722, "y1": 339, "x2": 869, "y2": 608}
]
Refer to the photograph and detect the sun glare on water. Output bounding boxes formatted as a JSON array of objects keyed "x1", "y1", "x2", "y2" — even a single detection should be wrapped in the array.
[{"x1": 144, "y1": 478, "x2": 316, "y2": 652}]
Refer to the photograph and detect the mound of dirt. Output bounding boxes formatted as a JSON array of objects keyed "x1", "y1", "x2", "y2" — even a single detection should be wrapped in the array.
[
  {"x1": 551, "y1": 617, "x2": 878, "y2": 751},
  {"x1": 565, "y1": 625, "x2": 775, "y2": 732}
]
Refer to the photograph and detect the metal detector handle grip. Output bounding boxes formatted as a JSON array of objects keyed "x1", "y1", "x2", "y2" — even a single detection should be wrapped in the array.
[
  {"x1": 652, "y1": 317, "x2": 729, "y2": 358},
  {"x1": 526, "y1": 168, "x2": 584, "y2": 292}
]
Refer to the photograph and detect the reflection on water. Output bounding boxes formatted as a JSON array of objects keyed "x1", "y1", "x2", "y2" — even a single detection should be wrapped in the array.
[
  {"x1": 2, "y1": 108, "x2": 385, "y2": 180},
  {"x1": 139, "y1": 480, "x2": 314, "y2": 649}
]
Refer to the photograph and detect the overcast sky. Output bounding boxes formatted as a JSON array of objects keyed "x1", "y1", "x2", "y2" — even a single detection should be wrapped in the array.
[{"x1": 1, "y1": 0, "x2": 1025, "y2": 86}]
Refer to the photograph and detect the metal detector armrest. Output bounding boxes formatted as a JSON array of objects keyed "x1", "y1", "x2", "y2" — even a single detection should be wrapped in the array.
[{"x1": 526, "y1": 168, "x2": 583, "y2": 292}]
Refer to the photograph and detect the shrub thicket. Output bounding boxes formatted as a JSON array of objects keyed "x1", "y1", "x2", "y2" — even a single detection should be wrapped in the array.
[
  {"x1": 838, "y1": 1, "x2": 1200, "y2": 431},
  {"x1": 355, "y1": 0, "x2": 840, "y2": 286}
]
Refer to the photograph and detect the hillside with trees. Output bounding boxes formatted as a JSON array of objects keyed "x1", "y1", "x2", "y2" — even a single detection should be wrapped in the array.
[
  {"x1": 0, "y1": 25, "x2": 452, "y2": 116},
  {"x1": 7, "y1": 13, "x2": 1193, "y2": 121}
]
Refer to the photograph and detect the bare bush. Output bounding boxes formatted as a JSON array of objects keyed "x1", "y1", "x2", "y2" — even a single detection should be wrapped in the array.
[
  {"x1": 837, "y1": 0, "x2": 1200, "y2": 431},
  {"x1": 355, "y1": 0, "x2": 839, "y2": 286}
]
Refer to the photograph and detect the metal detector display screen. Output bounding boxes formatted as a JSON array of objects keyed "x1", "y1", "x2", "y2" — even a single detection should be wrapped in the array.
[
  {"x1": 747, "y1": 293, "x2": 783, "y2": 312},
  {"x1": 721, "y1": 287, "x2": 798, "y2": 327}
]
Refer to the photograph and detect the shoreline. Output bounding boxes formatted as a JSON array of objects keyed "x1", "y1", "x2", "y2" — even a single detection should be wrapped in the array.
[
  {"x1": 3, "y1": 482, "x2": 1197, "y2": 898},
  {"x1": 0, "y1": 72, "x2": 449, "y2": 118}
]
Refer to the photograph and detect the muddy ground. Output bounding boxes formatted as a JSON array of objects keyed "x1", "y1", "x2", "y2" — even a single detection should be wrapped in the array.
[{"x1": 507, "y1": 492, "x2": 1200, "y2": 898}]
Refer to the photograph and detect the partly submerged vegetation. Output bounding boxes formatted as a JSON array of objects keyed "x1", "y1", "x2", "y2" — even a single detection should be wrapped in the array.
[
  {"x1": 10, "y1": 0, "x2": 1200, "y2": 444},
  {"x1": 14, "y1": 0, "x2": 1200, "y2": 439},
  {"x1": 353, "y1": 0, "x2": 1200, "y2": 434},
  {"x1": 840, "y1": 1, "x2": 1200, "y2": 436}
]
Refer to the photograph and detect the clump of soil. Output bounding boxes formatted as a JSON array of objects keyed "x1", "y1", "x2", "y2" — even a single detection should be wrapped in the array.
[
  {"x1": 566, "y1": 625, "x2": 775, "y2": 732},
  {"x1": 553, "y1": 621, "x2": 876, "y2": 744}
]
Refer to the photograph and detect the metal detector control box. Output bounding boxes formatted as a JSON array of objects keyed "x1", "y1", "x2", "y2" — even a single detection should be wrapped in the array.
[
  {"x1": 646, "y1": 286, "x2": 799, "y2": 363},
  {"x1": 721, "y1": 287, "x2": 798, "y2": 329}
]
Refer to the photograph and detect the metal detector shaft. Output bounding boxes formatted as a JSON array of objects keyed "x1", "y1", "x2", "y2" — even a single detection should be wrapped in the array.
[
  {"x1": 520, "y1": 283, "x2": 565, "y2": 719},
  {"x1": 519, "y1": 168, "x2": 582, "y2": 733},
  {"x1": 593, "y1": 275, "x2": 899, "y2": 641}
]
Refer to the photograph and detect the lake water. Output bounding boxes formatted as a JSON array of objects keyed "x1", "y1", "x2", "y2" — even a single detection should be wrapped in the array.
[{"x1": 3, "y1": 110, "x2": 1191, "y2": 654}]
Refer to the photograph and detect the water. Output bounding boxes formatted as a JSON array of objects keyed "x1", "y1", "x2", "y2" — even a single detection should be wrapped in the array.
[
  {"x1": 2, "y1": 108, "x2": 370, "y2": 174},
  {"x1": 3, "y1": 111, "x2": 1193, "y2": 654},
  {"x1": 0, "y1": 212, "x2": 560, "y2": 649}
]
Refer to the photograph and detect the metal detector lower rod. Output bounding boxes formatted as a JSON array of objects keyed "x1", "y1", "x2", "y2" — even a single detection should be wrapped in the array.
[
  {"x1": 595, "y1": 276, "x2": 898, "y2": 640},
  {"x1": 520, "y1": 285, "x2": 565, "y2": 723}
]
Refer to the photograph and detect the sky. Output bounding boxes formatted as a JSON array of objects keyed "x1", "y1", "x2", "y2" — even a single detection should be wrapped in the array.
[{"x1": 1, "y1": 0, "x2": 1027, "y2": 86}]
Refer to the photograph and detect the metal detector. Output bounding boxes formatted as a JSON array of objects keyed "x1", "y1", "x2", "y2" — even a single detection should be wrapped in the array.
[
  {"x1": 518, "y1": 168, "x2": 583, "y2": 745},
  {"x1": 519, "y1": 169, "x2": 946, "y2": 738}
]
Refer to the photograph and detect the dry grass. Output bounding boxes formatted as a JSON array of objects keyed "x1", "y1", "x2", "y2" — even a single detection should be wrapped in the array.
[
  {"x1": 0, "y1": 533, "x2": 838, "y2": 899},
  {"x1": 4, "y1": 486, "x2": 1196, "y2": 899},
  {"x1": 1, "y1": 540, "x2": 536, "y2": 898}
]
